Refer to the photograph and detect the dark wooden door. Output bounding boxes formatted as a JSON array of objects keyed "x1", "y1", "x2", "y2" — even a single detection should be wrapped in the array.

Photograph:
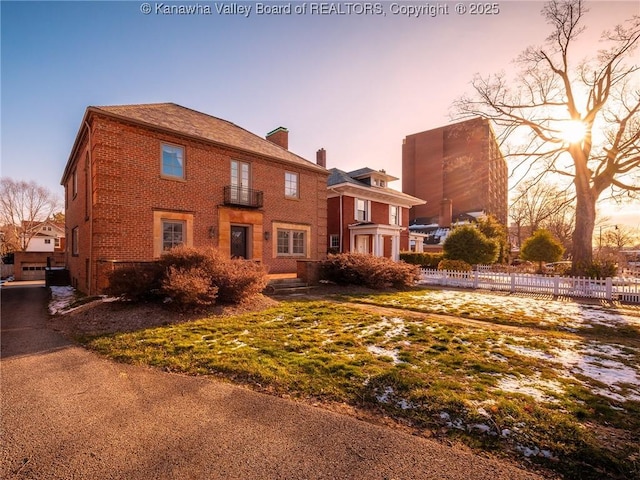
[{"x1": 231, "y1": 226, "x2": 248, "y2": 259}]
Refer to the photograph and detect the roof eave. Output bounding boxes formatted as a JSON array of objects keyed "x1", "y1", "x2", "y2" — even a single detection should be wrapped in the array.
[
  {"x1": 61, "y1": 108, "x2": 92, "y2": 185},
  {"x1": 86, "y1": 106, "x2": 329, "y2": 175},
  {"x1": 327, "y1": 182, "x2": 426, "y2": 207}
]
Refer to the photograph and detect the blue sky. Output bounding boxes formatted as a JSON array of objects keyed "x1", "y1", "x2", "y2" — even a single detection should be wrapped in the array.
[{"x1": 1, "y1": 0, "x2": 638, "y2": 226}]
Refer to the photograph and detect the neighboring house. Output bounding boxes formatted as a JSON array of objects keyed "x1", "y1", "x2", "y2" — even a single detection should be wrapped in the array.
[
  {"x1": 323, "y1": 153, "x2": 425, "y2": 260},
  {"x1": 61, "y1": 103, "x2": 329, "y2": 295},
  {"x1": 22, "y1": 220, "x2": 66, "y2": 252}
]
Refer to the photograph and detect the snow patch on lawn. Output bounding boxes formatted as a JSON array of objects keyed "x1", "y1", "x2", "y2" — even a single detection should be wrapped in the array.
[
  {"x1": 497, "y1": 338, "x2": 640, "y2": 403},
  {"x1": 367, "y1": 345, "x2": 402, "y2": 364},
  {"x1": 358, "y1": 316, "x2": 408, "y2": 339},
  {"x1": 497, "y1": 374, "x2": 563, "y2": 403},
  {"x1": 375, "y1": 386, "x2": 414, "y2": 409},
  {"x1": 410, "y1": 290, "x2": 640, "y2": 329}
]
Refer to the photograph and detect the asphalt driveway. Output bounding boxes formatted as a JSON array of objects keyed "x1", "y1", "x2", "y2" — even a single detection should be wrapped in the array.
[{"x1": 0, "y1": 285, "x2": 546, "y2": 479}]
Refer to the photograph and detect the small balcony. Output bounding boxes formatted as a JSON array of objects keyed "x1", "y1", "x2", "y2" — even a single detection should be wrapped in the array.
[{"x1": 223, "y1": 185, "x2": 264, "y2": 208}]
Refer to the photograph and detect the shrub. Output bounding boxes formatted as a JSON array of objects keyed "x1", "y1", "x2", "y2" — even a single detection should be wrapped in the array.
[
  {"x1": 159, "y1": 246, "x2": 268, "y2": 305},
  {"x1": 321, "y1": 253, "x2": 419, "y2": 289},
  {"x1": 399, "y1": 252, "x2": 443, "y2": 268},
  {"x1": 520, "y1": 229, "x2": 565, "y2": 273},
  {"x1": 584, "y1": 260, "x2": 618, "y2": 279},
  {"x1": 443, "y1": 225, "x2": 499, "y2": 265},
  {"x1": 209, "y1": 258, "x2": 269, "y2": 304},
  {"x1": 161, "y1": 266, "x2": 219, "y2": 311},
  {"x1": 107, "y1": 246, "x2": 268, "y2": 308},
  {"x1": 437, "y1": 259, "x2": 472, "y2": 272},
  {"x1": 106, "y1": 263, "x2": 164, "y2": 301}
]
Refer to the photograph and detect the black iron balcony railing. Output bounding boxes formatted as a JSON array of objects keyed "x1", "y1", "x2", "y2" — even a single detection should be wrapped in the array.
[{"x1": 223, "y1": 185, "x2": 264, "y2": 208}]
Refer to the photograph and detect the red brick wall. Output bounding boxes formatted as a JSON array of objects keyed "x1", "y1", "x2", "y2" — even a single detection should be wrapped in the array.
[
  {"x1": 402, "y1": 118, "x2": 508, "y2": 226},
  {"x1": 371, "y1": 201, "x2": 389, "y2": 225},
  {"x1": 402, "y1": 128, "x2": 444, "y2": 222},
  {"x1": 327, "y1": 195, "x2": 411, "y2": 252},
  {"x1": 65, "y1": 114, "x2": 328, "y2": 294}
]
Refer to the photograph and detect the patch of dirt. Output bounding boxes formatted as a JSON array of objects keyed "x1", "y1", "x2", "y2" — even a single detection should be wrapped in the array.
[{"x1": 47, "y1": 294, "x2": 279, "y2": 338}]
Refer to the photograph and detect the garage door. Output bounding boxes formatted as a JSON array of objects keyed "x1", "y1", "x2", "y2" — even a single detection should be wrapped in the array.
[{"x1": 21, "y1": 263, "x2": 46, "y2": 281}]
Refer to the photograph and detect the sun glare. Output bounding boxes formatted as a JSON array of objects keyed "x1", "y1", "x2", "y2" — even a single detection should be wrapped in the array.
[{"x1": 558, "y1": 120, "x2": 587, "y2": 144}]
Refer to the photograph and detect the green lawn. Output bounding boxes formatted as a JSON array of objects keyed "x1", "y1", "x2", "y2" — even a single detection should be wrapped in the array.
[{"x1": 84, "y1": 289, "x2": 640, "y2": 479}]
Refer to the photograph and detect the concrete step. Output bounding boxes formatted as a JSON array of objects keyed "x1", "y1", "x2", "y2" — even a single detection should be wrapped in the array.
[{"x1": 264, "y1": 278, "x2": 314, "y2": 295}]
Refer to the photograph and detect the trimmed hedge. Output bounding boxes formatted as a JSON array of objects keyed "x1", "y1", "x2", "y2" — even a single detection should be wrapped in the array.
[
  {"x1": 321, "y1": 253, "x2": 419, "y2": 289},
  {"x1": 400, "y1": 252, "x2": 443, "y2": 268},
  {"x1": 437, "y1": 259, "x2": 472, "y2": 272}
]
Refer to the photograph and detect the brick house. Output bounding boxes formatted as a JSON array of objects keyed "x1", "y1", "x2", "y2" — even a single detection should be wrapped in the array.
[
  {"x1": 321, "y1": 149, "x2": 425, "y2": 260},
  {"x1": 61, "y1": 103, "x2": 329, "y2": 295}
]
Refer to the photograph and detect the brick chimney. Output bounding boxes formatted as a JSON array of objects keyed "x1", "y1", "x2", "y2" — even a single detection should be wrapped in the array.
[
  {"x1": 266, "y1": 127, "x2": 288, "y2": 149},
  {"x1": 439, "y1": 199, "x2": 453, "y2": 227},
  {"x1": 316, "y1": 148, "x2": 326, "y2": 168}
]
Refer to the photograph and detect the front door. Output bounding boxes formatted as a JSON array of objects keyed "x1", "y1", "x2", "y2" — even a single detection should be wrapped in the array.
[
  {"x1": 231, "y1": 226, "x2": 248, "y2": 259},
  {"x1": 356, "y1": 235, "x2": 369, "y2": 254}
]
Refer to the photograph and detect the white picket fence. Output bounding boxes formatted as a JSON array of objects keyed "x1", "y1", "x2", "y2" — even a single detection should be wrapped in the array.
[{"x1": 418, "y1": 268, "x2": 640, "y2": 303}]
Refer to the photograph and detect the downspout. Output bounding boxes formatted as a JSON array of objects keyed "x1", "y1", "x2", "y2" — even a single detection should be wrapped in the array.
[{"x1": 84, "y1": 120, "x2": 93, "y2": 295}]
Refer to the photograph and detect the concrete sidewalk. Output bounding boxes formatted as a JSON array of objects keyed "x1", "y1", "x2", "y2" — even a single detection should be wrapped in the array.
[{"x1": 1, "y1": 286, "x2": 546, "y2": 480}]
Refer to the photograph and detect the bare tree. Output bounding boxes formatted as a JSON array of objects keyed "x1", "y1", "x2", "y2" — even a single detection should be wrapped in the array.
[
  {"x1": 454, "y1": 0, "x2": 640, "y2": 274},
  {"x1": 545, "y1": 205, "x2": 575, "y2": 254},
  {"x1": 510, "y1": 179, "x2": 574, "y2": 246},
  {"x1": 601, "y1": 224, "x2": 638, "y2": 249},
  {"x1": 0, "y1": 178, "x2": 61, "y2": 252}
]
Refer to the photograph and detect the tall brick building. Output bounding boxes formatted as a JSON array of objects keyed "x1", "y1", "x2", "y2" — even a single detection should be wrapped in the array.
[
  {"x1": 61, "y1": 103, "x2": 329, "y2": 294},
  {"x1": 402, "y1": 118, "x2": 508, "y2": 227}
]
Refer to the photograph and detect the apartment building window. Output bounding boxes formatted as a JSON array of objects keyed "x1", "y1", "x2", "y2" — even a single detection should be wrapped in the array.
[
  {"x1": 355, "y1": 199, "x2": 369, "y2": 222},
  {"x1": 162, "y1": 220, "x2": 185, "y2": 251},
  {"x1": 389, "y1": 206, "x2": 400, "y2": 226},
  {"x1": 277, "y1": 229, "x2": 306, "y2": 256},
  {"x1": 285, "y1": 172, "x2": 299, "y2": 198},
  {"x1": 71, "y1": 227, "x2": 79, "y2": 256},
  {"x1": 161, "y1": 143, "x2": 185, "y2": 179}
]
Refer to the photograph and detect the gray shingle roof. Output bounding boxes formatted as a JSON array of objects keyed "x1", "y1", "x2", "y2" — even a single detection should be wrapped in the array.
[
  {"x1": 327, "y1": 168, "x2": 368, "y2": 187},
  {"x1": 90, "y1": 103, "x2": 326, "y2": 173}
]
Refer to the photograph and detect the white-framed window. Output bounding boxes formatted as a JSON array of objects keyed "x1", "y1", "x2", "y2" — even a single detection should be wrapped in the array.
[
  {"x1": 161, "y1": 143, "x2": 185, "y2": 179},
  {"x1": 285, "y1": 172, "x2": 299, "y2": 198},
  {"x1": 230, "y1": 159, "x2": 251, "y2": 204},
  {"x1": 277, "y1": 229, "x2": 306, "y2": 256},
  {"x1": 355, "y1": 198, "x2": 369, "y2": 222},
  {"x1": 55, "y1": 238, "x2": 60, "y2": 247},
  {"x1": 390, "y1": 205, "x2": 401, "y2": 226},
  {"x1": 330, "y1": 234, "x2": 340, "y2": 249}
]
